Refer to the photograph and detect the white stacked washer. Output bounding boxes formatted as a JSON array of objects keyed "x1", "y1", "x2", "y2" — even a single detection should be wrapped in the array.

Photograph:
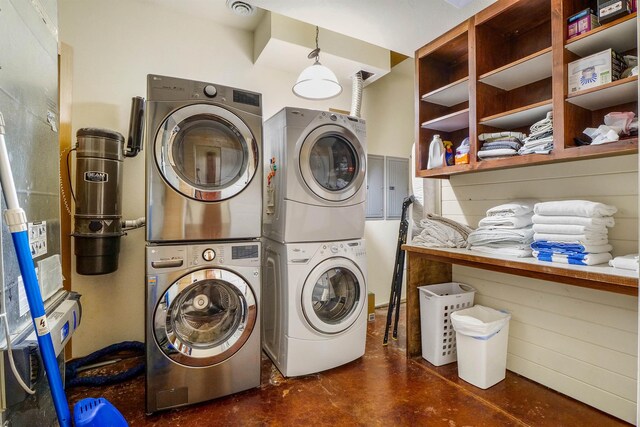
[
  {"x1": 144, "y1": 75, "x2": 263, "y2": 412},
  {"x1": 262, "y1": 107, "x2": 368, "y2": 376}
]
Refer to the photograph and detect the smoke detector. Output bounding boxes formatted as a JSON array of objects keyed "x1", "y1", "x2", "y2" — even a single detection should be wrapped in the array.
[{"x1": 226, "y1": 0, "x2": 256, "y2": 16}]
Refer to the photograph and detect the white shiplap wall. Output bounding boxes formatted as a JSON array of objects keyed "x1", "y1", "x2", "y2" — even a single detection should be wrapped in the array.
[{"x1": 442, "y1": 155, "x2": 638, "y2": 423}]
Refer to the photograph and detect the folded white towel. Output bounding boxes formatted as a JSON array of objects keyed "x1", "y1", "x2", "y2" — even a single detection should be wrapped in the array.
[
  {"x1": 412, "y1": 216, "x2": 473, "y2": 248},
  {"x1": 609, "y1": 254, "x2": 639, "y2": 272},
  {"x1": 533, "y1": 200, "x2": 617, "y2": 217},
  {"x1": 532, "y1": 214, "x2": 615, "y2": 227},
  {"x1": 478, "y1": 214, "x2": 532, "y2": 229},
  {"x1": 533, "y1": 232, "x2": 609, "y2": 246},
  {"x1": 534, "y1": 252, "x2": 612, "y2": 266},
  {"x1": 486, "y1": 200, "x2": 538, "y2": 218},
  {"x1": 532, "y1": 223, "x2": 609, "y2": 236},
  {"x1": 477, "y1": 148, "x2": 517, "y2": 159},
  {"x1": 468, "y1": 227, "x2": 534, "y2": 246},
  {"x1": 470, "y1": 245, "x2": 532, "y2": 258}
]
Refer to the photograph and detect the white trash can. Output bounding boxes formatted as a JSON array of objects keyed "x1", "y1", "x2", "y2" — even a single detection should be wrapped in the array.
[
  {"x1": 450, "y1": 305, "x2": 511, "y2": 389},
  {"x1": 418, "y1": 282, "x2": 475, "y2": 366}
]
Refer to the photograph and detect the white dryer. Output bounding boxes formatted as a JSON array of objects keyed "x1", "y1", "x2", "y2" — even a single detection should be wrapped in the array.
[
  {"x1": 146, "y1": 74, "x2": 262, "y2": 242},
  {"x1": 263, "y1": 107, "x2": 366, "y2": 243},
  {"x1": 262, "y1": 238, "x2": 367, "y2": 377},
  {"x1": 146, "y1": 241, "x2": 261, "y2": 413}
]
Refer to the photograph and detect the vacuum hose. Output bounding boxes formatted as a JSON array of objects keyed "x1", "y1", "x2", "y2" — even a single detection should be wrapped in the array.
[{"x1": 350, "y1": 71, "x2": 363, "y2": 118}]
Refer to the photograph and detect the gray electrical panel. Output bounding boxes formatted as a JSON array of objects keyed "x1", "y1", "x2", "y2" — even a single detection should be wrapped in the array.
[
  {"x1": 365, "y1": 154, "x2": 384, "y2": 219},
  {"x1": 385, "y1": 157, "x2": 409, "y2": 219}
]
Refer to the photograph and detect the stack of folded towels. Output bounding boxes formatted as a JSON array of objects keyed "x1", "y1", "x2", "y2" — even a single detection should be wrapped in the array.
[
  {"x1": 518, "y1": 112, "x2": 554, "y2": 155},
  {"x1": 531, "y1": 200, "x2": 617, "y2": 266},
  {"x1": 412, "y1": 214, "x2": 474, "y2": 248},
  {"x1": 466, "y1": 200, "x2": 536, "y2": 257},
  {"x1": 477, "y1": 132, "x2": 526, "y2": 160}
]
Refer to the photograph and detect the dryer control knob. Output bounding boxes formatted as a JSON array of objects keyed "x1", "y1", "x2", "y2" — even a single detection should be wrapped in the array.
[
  {"x1": 202, "y1": 249, "x2": 216, "y2": 261},
  {"x1": 203, "y1": 85, "x2": 217, "y2": 98},
  {"x1": 330, "y1": 245, "x2": 339, "y2": 254}
]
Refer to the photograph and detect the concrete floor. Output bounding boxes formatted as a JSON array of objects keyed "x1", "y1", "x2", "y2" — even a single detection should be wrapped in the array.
[{"x1": 67, "y1": 305, "x2": 629, "y2": 426}]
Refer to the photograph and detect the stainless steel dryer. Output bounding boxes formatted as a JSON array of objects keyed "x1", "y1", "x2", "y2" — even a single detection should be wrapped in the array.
[
  {"x1": 145, "y1": 241, "x2": 261, "y2": 413},
  {"x1": 146, "y1": 74, "x2": 262, "y2": 242}
]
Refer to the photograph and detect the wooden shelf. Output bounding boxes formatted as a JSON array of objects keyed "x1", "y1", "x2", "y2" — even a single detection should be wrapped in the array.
[
  {"x1": 421, "y1": 108, "x2": 470, "y2": 132},
  {"x1": 479, "y1": 47, "x2": 552, "y2": 91},
  {"x1": 416, "y1": 138, "x2": 637, "y2": 179},
  {"x1": 480, "y1": 100, "x2": 552, "y2": 129},
  {"x1": 565, "y1": 12, "x2": 637, "y2": 57},
  {"x1": 402, "y1": 245, "x2": 638, "y2": 295},
  {"x1": 421, "y1": 77, "x2": 469, "y2": 107},
  {"x1": 566, "y1": 76, "x2": 638, "y2": 110}
]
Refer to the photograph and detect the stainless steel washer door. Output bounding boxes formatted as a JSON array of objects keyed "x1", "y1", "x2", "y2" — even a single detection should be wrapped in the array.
[
  {"x1": 154, "y1": 104, "x2": 258, "y2": 201},
  {"x1": 299, "y1": 125, "x2": 366, "y2": 202},
  {"x1": 301, "y1": 258, "x2": 365, "y2": 334},
  {"x1": 154, "y1": 269, "x2": 257, "y2": 367}
]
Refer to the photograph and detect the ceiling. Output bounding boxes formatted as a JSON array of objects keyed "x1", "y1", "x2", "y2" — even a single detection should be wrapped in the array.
[{"x1": 146, "y1": 0, "x2": 496, "y2": 57}]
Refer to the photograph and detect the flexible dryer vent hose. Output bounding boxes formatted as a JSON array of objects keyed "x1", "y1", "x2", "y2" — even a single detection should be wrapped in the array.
[{"x1": 350, "y1": 71, "x2": 363, "y2": 118}]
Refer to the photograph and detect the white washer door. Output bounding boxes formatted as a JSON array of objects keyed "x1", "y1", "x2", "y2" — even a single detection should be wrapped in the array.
[
  {"x1": 154, "y1": 268, "x2": 257, "y2": 367},
  {"x1": 299, "y1": 124, "x2": 366, "y2": 202},
  {"x1": 301, "y1": 257, "x2": 366, "y2": 334},
  {"x1": 154, "y1": 103, "x2": 258, "y2": 201}
]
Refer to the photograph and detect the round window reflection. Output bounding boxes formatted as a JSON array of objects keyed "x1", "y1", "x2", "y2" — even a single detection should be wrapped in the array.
[
  {"x1": 311, "y1": 268, "x2": 360, "y2": 324},
  {"x1": 171, "y1": 115, "x2": 247, "y2": 189},
  {"x1": 309, "y1": 136, "x2": 357, "y2": 191},
  {"x1": 170, "y1": 280, "x2": 243, "y2": 348}
]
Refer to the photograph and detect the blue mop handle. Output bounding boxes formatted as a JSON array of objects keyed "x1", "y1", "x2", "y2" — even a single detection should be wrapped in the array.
[{"x1": 0, "y1": 113, "x2": 72, "y2": 427}]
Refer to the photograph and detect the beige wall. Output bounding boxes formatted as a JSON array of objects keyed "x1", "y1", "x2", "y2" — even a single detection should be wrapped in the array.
[
  {"x1": 361, "y1": 58, "x2": 415, "y2": 306},
  {"x1": 443, "y1": 155, "x2": 638, "y2": 423},
  {"x1": 59, "y1": 0, "x2": 355, "y2": 357}
]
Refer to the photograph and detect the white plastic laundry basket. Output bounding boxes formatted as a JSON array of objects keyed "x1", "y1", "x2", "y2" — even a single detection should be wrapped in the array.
[
  {"x1": 418, "y1": 282, "x2": 476, "y2": 366},
  {"x1": 451, "y1": 305, "x2": 511, "y2": 389}
]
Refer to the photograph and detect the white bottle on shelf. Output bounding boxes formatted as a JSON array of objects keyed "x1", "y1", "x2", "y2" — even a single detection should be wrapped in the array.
[{"x1": 427, "y1": 134, "x2": 445, "y2": 170}]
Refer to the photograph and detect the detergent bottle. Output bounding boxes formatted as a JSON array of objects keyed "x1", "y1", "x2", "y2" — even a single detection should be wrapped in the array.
[
  {"x1": 426, "y1": 134, "x2": 445, "y2": 169},
  {"x1": 443, "y1": 140, "x2": 454, "y2": 166}
]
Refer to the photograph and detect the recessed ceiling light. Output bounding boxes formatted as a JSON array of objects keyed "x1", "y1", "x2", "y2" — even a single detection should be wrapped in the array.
[
  {"x1": 226, "y1": 0, "x2": 255, "y2": 17},
  {"x1": 444, "y1": 0, "x2": 476, "y2": 8}
]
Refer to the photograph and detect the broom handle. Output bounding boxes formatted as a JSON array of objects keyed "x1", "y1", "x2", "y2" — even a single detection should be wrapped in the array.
[{"x1": 0, "y1": 113, "x2": 72, "y2": 427}]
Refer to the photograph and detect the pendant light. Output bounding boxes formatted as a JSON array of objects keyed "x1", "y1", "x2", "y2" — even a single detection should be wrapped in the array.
[{"x1": 292, "y1": 26, "x2": 343, "y2": 100}]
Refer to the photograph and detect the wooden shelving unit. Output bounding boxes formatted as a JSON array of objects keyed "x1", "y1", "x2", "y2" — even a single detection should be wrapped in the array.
[{"x1": 414, "y1": 0, "x2": 638, "y2": 179}]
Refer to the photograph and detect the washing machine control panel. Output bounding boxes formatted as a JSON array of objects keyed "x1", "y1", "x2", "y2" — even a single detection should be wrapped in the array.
[{"x1": 185, "y1": 243, "x2": 261, "y2": 267}]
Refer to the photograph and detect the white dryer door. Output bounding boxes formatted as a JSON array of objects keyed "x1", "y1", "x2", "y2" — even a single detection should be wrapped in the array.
[
  {"x1": 154, "y1": 103, "x2": 258, "y2": 201},
  {"x1": 301, "y1": 257, "x2": 366, "y2": 334},
  {"x1": 299, "y1": 124, "x2": 366, "y2": 202},
  {"x1": 154, "y1": 268, "x2": 257, "y2": 367}
]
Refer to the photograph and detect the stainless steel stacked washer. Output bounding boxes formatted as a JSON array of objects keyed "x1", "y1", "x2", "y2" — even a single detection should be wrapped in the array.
[
  {"x1": 145, "y1": 75, "x2": 262, "y2": 413},
  {"x1": 261, "y1": 107, "x2": 368, "y2": 377}
]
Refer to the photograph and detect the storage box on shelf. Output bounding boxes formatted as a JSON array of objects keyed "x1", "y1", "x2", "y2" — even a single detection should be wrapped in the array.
[
  {"x1": 561, "y1": 8, "x2": 638, "y2": 155},
  {"x1": 416, "y1": 20, "x2": 471, "y2": 176},
  {"x1": 414, "y1": 0, "x2": 638, "y2": 179}
]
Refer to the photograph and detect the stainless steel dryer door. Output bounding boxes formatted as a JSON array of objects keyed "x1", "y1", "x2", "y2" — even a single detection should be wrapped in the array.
[
  {"x1": 301, "y1": 258, "x2": 366, "y2": 334},
  {"x1": 154, "y1": 269, "x2": 257, "y2": 367},
  {"x1": 299, "y1": 124, "x2": 366, "y2": 202},
  {"x1": 154, "y1": 104, "x2": 258, "y2": 201}
]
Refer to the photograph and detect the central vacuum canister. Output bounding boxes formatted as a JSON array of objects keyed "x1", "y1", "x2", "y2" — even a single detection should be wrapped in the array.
[{"x1": 73, "y1": 128, "x2": 124, "y2": 275}]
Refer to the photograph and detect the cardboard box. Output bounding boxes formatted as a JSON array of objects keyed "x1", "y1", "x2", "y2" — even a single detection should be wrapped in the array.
[
  {"x1": 568, "y1": 49, "x2": 624, "y2": 94},
  {"x1": 567, "y1": 10, "x2": 600, "y2": 39},
  {"x1": 367, "y1": 292, "x2": 375, "y2": 321},
  {"x1": 598, "y1": 0, "x2": 632, "y2": 24}
]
